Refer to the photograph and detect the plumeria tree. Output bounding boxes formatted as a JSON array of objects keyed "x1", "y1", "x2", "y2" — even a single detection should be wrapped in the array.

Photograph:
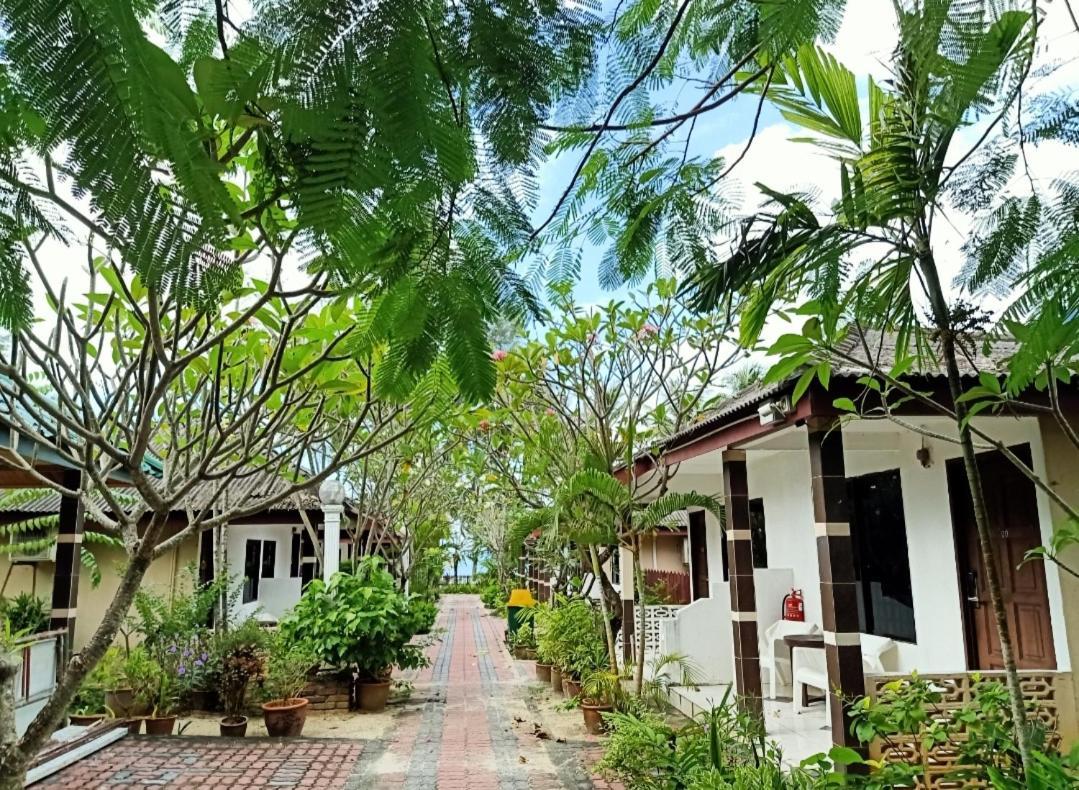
[
  {"x1": 476, "y1": 280, "x2": 739, "y2": 689},
  {"x1": 0, "y1": 0, "x2": 602, "y2": 782}
]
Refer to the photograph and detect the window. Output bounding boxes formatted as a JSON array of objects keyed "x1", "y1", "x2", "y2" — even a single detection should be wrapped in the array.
[
  {"x1": 610, "y1": 549, "x2": 621, "y2": 586},
  {"x1": 243, "y1": 540, "x2": 261, "y2": 603},
  {"x1": 242, "y1": 539, "x2": 278, "y2": 604},
  {"x1": 749, "y1": 498, "x2": 768, "y2": 569},
  {"x1": 261, "y1": 540, "x2": 277, "y2": 579},
  {"x1": 720, "y1": 500, "x2": 767, "y2": 582},
  {"x1": 848, "y1": 469, "x2": 917, "y2": 642},
  {"x1": 290, "y1": 533, "x2": 301, "y2": 578}
]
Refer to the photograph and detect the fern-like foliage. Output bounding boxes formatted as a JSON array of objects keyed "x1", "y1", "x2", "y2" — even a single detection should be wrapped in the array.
[{"x1": 0, "y1": 489, "x2": 122, "y2": 587}]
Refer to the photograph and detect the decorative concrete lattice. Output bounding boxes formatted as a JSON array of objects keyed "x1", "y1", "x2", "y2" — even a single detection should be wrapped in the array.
[
  {"x1": 616, "y1": 605, "x2": 682, "y2": 662},
  {"x1": 866, "y1": 671, "x2": 1072, "y2": 789}
]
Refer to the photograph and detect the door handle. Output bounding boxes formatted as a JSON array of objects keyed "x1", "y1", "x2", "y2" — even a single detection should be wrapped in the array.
[{"x1": 966, "y1": 570, "x2": 980, "y2": 608}]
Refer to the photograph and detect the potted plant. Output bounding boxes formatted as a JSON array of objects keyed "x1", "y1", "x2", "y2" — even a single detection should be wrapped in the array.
[
  {"x1": 137, "y1": 639, "x2": 193, "y2": 735},
  {"x1": 507, "y1": 627, "x2": 537, "y2": 661},
  {"x1": 565, "y1": 639, "x2": 608, "y2": 699},
  {"x1": 69, "y1": 682, "x2": 107, "y2": 726},
  {"x1": 533, "y1": 605, "x2": 555, "y2": 682},
  {"x1": 579, "y1": 670, "x2": 622, "y2": 735},
  {"x1": 216, "y1": 621, "x2": 266, "y2": 737},
  {"x1": 120, "y1": 647, "x2": 158, "y2": 733},
  {"x1": 279, "y1": 557, "x2": 429, "y2": 713},
  {"x1": 95, "y1": 647, "x2": 133, "y2": 720},
  {"x1": 260, "y1": 633, "x2": 317, "y2": 737}
]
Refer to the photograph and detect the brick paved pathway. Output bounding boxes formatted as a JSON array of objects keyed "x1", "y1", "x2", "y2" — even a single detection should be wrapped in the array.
[
  {"x1": 36, "y1": 595, "x2": 612, "y2": 789},
  {"x1": 359, "y1": 594, "x2": 605, "y2": 789}
]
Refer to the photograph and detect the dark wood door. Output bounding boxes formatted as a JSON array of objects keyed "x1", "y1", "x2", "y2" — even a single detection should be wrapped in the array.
[
  {"x1": 688, "y1": 510, "x2": 709, "y2": 601},
  {"x1": 947, "y1": 445, "x2": 1056, "y2": 670}
]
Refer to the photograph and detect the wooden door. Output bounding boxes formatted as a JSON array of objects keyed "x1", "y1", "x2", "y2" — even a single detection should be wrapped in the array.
[
  {"x1": 688, "y1": 510, "x2": 710, "y2": 601},
  {"x1": 947, "y1": 445, "x2": 1056, "y2": 670}
]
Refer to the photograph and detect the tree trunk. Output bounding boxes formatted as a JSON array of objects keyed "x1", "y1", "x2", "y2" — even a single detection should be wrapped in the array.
[
  {"x1": 917, "y1": 246, "x2": 1033, "y2": 775},
  {"x1": 0, "y1": 653, "x2": 21, "y2": 788},
  {"x1": 0, "y1": 549, "x2": 154, "y2": 787},
  {"x1": 589, "y1": 544, "x2": 619, "y2": 674},
  {"x1": 632, "y1": 537, "x2": 647, "y2": 696}
]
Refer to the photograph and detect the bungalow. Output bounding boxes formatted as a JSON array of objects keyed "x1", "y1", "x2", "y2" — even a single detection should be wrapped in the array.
[
  {"x1": 619, "y1": 331, "x2": 1079, "y2": 762},
  {"x1": 0, "y1": 473, "x2": 391, "y2": 650}
]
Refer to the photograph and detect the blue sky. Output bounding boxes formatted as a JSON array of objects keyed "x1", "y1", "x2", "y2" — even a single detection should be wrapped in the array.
[{"x1": 532, "y1": 0, "x2": 1079, "y2": 315}]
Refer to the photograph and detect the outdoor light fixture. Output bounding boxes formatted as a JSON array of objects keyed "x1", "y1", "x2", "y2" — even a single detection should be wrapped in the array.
[
  {"x1": 757, "y1": 397, "x2": 791, "y2": 426},
  {"x1": 916, "y1": 443, "x2": 932, "y2": 468}
]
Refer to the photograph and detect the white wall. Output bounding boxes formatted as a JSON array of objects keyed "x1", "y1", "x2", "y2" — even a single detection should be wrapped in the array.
[
  {"x1": 747, "y1": 449, "x2": 822, "y2": 626},
  {"x1": 227, "y1": 524, "x2": 298, "y2": 621}
]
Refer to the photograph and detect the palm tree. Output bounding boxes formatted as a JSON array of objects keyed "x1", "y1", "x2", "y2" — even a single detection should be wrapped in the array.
[
  {"x1": 558, "y1": 468, "x2": 721, "y2": 696},
  {"x1": 682, "y1": 1, "x2": 1046, "y2": 770}
]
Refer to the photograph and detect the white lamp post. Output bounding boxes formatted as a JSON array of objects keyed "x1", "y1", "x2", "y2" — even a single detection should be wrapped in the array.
[{"x1": 318, "y1": 478, "x2": 346, "y2": 582}]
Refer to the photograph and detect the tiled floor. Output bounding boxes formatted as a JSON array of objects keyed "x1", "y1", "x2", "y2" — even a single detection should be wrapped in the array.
[{"x1": 669, "y1": 684, "x2": 831, "y2": 764}]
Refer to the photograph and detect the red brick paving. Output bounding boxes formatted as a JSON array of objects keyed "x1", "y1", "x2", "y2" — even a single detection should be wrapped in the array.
[
  {"x1": 37, "y1": 737, "x2": 362, "y2": 788},
  {"x1": 37, "y1": 595, "x2": 616, "y2": 789}
]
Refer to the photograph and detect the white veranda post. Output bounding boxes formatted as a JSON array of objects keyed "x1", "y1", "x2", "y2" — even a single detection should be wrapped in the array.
[{"x1": 319, "y1": 478, "x2": 346, "y2": 583}]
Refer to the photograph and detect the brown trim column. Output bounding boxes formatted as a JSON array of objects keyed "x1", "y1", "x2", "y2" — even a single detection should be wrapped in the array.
[
  {"x1": 807, "y1": 418, "x2": 865, "y2": 756},
  {"x1": 621, "y1": 597, "x2": 634, "y2": 663},
  {"x1": 722, "y1": 450, "x2": 762, "y2": 717},
  {"x1": 50, "y1": 470, "x2": 85, "y2": 659}
]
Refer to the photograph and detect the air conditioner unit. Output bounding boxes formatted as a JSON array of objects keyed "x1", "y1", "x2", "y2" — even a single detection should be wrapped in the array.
[{"x1": 7, "y1": 534, "x2": 56, "y2": 563}]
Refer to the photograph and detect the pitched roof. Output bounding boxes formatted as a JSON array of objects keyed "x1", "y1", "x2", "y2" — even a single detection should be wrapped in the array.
[
  {"x1": 660, "y1": 329, "x2": 1017, "y2": 450},
  {"x1": 0, "y1": 471, "x2": 333, "y2": 516}
]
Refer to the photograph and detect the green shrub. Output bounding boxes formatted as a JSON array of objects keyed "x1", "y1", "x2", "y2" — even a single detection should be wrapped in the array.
[
  {"x1": 213, "y1": 620, "x2": 268, "y2": 716},
  {"x1": 412, "y1": 598, "x2": 439, "y2": 634},
  {"x1": 596, "y1": 676, "x2": 1079, "y2": 789},
  {"x1": 260, "y1": 631, "x2": 318, "y2": 703},
  {"x1": 279, "y1": 557, "x2": 429, "y2": 682},
  {"x1": 479, "y1": 581, "x2": 505, "y2": 609},
  {"x1": 440, "y1": 581, "x2": 482, "y2": 594},
  {"x1": 533, "y1": 597, "x2": 607, "y2": 678},
  {"x1": 0, "y1": 593, "x2": 48, "y2": 636}
]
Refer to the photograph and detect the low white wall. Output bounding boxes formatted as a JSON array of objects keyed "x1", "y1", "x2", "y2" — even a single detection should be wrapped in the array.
[{"x1": 662, "y1": 568, "x2": 794, "y2": 684}]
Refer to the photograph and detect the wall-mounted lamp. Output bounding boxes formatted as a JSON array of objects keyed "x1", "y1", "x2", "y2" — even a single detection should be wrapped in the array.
[
  {"x1": 916, "y1": 442, "x2": 932, "y2": 468},
  {"x1": 757, "y1": 396, "x2": 792, "y2": 426}
]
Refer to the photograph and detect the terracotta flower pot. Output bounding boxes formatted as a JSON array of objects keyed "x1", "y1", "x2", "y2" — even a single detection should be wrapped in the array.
[
  {"x1": 126, "y1": 717, "x2": 144, "y2": 735},
  {"x1": 261, "y1": 698, "x2": 309, "y2": 737},
  {"x1": 219, "y1": 715, "x2": 248, "y2": 737},
  {"x1": 69, "y1": 713, "x2": 106, "y2": 727},
  {"x1": 535, "y1": 663, "x2": 552, "y2": 682},
  {"x1": 357, "y1": 680, "x2": 392, "y2": 712},
  {"x1": 563, "y1": 678, "x2": 582, "y2": 698},
  {"x1": 549, "y1": 665, "x2": 563, "y2": 694},
  {"x1": 144, "y1": 715, "x2": 177, "y2": 736},
  {"x1": 105, "y1": 688, "x2": 136, "y2": 717},
  {"x1": 580, "y1": 702, "x2": 614, "y2": 735}
]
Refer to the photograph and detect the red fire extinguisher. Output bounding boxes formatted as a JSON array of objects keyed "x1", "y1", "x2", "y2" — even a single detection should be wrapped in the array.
[{"x1": 782, "y1": 588, "x2": 805, "y2": 622}]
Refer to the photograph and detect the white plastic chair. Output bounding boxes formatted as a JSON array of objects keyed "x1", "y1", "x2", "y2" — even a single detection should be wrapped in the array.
[
  {"x1": 758, "y1": 620, "x2": 821, "y2": 699},
  {"x1": 793, "y1": 635, "x2": 896, "y2": 715}
]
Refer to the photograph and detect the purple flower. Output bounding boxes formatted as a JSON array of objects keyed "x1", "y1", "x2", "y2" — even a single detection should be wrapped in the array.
[
  {"x1": 200, "y1": 653, "x2": 209, "y2": 662},
  {"x1": 178, "y1": 665, "x2": 187, "y2": 676},
  {"x1": 194, "y1": 659, "x2": 204, "y2": 668},
  {"x1": 167, "y1": 644, "x2": 177, "y2": 654}
]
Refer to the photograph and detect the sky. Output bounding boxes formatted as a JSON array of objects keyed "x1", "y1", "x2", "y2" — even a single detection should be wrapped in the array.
[{"x1": 539, "y1": 0, "x2": 1079, "y2": 314}]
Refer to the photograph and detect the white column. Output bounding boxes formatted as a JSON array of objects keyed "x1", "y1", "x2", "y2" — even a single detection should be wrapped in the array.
[{"x1": 319, "y1": 479, "x2": 346, "y2": 583}]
